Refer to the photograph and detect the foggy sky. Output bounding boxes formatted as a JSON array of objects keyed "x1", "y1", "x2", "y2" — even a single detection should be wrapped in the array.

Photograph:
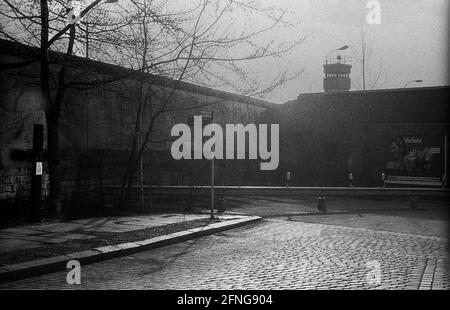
[{"x1": 245, "y1": 0, "x2": 449, "y2": 103}]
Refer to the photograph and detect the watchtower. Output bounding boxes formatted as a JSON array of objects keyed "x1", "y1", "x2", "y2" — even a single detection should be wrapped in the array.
[{"x1": 323, "y1": 55, "x2": 352, "y2": 92}]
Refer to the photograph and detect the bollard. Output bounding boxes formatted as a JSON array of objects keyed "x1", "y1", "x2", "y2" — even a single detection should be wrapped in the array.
[
  {"x1": 317, "y1": 196, "x2": 327, "y2": 212},
  {"x1": 409, "y1": 196, "x2": 417, "y2": 209},
  {"x1": 286, "y1": 171, "x2": 291, "y2": 187},
  {"x1": 218, "y1": 197, "x2": 226, "y2": 214}
]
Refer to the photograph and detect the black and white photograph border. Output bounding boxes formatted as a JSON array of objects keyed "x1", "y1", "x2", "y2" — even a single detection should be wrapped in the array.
[{"x1": 0, "y1": 0, "x2": 449, "y2": 294}]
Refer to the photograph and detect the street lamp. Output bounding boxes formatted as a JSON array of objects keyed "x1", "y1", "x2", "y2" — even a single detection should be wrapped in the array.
[
  {"x1": 403, "y1": 79, "x2": 423, "y2": 88},
  {"x1": 325, "y1": 45, "x2": 349, "y2": 64}
]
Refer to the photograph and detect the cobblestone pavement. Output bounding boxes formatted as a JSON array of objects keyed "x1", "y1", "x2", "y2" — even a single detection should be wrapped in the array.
[{"x1": 1, "y1": 212, "x2": 448, "y2": 290}]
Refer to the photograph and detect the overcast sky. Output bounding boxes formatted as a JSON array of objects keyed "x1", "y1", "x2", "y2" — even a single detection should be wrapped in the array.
[{"x1": 245, "y1": 0, "x2": 449, "y2": 103}]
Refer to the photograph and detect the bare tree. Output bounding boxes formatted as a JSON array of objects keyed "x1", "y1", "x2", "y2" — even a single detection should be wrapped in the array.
[
  {"x1": 0, "y1": 0, "x2": 135, "y2": 217},
  {"x1": 1, "y1": 0, "x2": 304, "y2": 214},
  {"x1": 351, "y1": 24, "x2": 388, "y2": 91},
  {"x1": 106, "y1": 0, "x2": 303, "y2": 210}
]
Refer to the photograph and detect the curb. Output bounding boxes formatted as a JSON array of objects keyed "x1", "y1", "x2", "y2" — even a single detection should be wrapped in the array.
[
  {"x1": 0, "y1": 216, "x2": 262, "y2": 283},
  {"x1": 257, "y1": 207, "x2": 433, "y2": 218}
]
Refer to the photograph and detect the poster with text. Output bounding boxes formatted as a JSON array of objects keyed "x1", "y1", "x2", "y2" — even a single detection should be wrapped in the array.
[{"x1": 385, "y1": 135, "x2": 444, "y2": 186}]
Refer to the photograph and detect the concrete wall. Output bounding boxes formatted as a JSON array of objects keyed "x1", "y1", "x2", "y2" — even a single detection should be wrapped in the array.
[
  {"x1": 0, "y1": 39, "x2": 273, "y2": 213},
  {"x1": 280, "y1": 87, "x2": 449, "y2": 187}
]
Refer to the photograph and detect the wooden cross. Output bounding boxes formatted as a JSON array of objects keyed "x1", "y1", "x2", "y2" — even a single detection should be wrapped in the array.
[{"x1": 9, "y1": 124, "x2": 46, "y2": 222}]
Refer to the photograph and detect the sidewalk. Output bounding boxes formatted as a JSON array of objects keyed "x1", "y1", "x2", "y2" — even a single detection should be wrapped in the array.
[
  {"x1": 1, "y1": 213, "x2": 209, "y2": 253},
  {"x1": 0, "y1": 212, "x2": 261, "y2": 282}
]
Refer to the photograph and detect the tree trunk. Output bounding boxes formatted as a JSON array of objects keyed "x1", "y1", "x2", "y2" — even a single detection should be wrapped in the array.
[
  {"x1": 45, "y1": 20, "x2": 75, "y2": 219},
  {"x1": 119, "y1": 153, "x2": 139, "y2": 211},
  {"x1": 46, "y1": 115, "x2": 62, "y2": 217},
  {"x1": 118, "y1": 141, "x2": 138, "y2": 210},
  {"x1": 117, "y1": 82, "x2": 145, "y2": 211},
  {"x1": 40, "y1": 0, "x2": 62, "y2": 218}
]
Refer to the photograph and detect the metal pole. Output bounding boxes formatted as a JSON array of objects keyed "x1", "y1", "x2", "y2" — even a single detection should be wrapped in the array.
[
  {"x1": 85, "y1": 12, "x2": 89, "y2": 149},
  {"x1": 210, "y1": 111, "x2": 215, "y2": 220},
  {"x1": 139, "y1": 151, "x2": 144, "y2": 211},
  {"x1": 444, "y1": 135, "x2": 448, "y2": 187},
  {"x1": 139, "y1": 109, "x2": 144, "y2": 212},
  {"x1": 86, "y1": 99, "x2": 89, "y2": 149},
  {"x1": 85, "y1": 13, "x2": 89, "y2": 148},
  {"x1": 211, "y1": 156, "x2": 215, "y2": 220},
  {"x1": 139, "y1": 154, "x2": 144, "y2": 211}
]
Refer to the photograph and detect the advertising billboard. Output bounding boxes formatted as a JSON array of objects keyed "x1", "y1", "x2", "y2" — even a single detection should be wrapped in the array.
[{"x1": 384, "y1": 135, "x2": 445, "y2": 187}]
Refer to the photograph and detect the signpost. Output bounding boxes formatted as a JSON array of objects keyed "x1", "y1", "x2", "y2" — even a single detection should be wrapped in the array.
[
  {"x1": 187, "y1": 110, "x2": 215, "y2": 220},
  {"x1": 211, "y1": 143, "x2": 215, "y2": 220},
  {"x1": 198, "y1": 110, "x2": 214, "y2": 120},
  {"x1": 198, "y1": 110, "x2": 215, "y2": 220}
]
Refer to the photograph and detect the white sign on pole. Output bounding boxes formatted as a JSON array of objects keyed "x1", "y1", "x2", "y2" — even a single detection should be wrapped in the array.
[
  {"x1": 36, "y1": 162, "x2": 43, "y2": 176},
  {"x1": 199, "y1": 110, "x2": 213, "y2": 120}
]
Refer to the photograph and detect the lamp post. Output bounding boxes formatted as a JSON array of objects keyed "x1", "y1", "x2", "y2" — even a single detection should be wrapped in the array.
[
  {"x1": 325, "y1": 45, "x2": 349, "y2": 64},
  {"x1": 403, "y1": 79, "x2": 423, "y2": 88}
]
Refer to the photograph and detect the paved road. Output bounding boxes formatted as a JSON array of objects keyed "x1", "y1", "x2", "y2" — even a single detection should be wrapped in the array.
[
  {"x1": 227, "y1": 196, "x2": 448, "y2": 217},
  {"x1": 1, "y1": 209, "x2": 448, "y2": 290}
]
